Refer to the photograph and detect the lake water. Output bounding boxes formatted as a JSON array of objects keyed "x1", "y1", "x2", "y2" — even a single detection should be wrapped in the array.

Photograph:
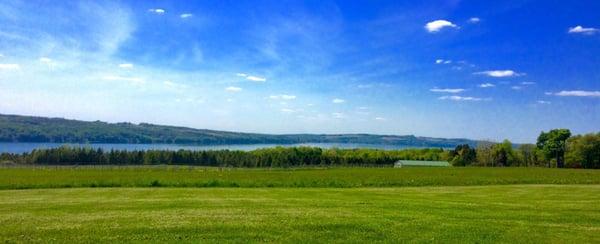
[{"x1": 0, "y1": 142, "x2": 441, "y2": 154}]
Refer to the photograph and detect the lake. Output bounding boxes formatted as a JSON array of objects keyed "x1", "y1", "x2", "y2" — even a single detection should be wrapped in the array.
[{"x1": 0, "y1": 142, "x2": 442, "y2": 154}]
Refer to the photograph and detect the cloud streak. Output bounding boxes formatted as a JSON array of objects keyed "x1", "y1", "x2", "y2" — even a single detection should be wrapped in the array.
[
  {"x1": 568, "y1": 26, "x2": 599, "y2": 35},
  {"x1": 332, "y1": 98, "x2": 345, "y2": 104},
  {"x1": 430, "y1": 88, "x2": 465, "y2": 93},
  {"x1": 439, "y1": 95, "x2": 488, "y2": 101},
  {"x1": 269, "y1": 94, "x2": 296, "y2": 100},
  {"x1": 225, "y1": 86, "x2": 242, "y2": 92},
  {"x1": 474, "y1": 70, "x2": 523, "y2": 78},
  {"x1": 553, "y1": 90, "x2": 600, "y2": 97}
]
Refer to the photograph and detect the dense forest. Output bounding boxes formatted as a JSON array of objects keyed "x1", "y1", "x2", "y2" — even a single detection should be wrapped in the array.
[
  {"x1": 0, "y1": 114, "x2": 476, "y2": 147},
  {"x1": 1, "y1": 129, "x2": 598, "y2": 168}
]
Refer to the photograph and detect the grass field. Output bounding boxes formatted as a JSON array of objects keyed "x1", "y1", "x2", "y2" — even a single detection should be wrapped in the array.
[
  {"x1": 1, "y1": 167, "x2": 599, "y2": 242},
  {"x1": 0, "y1": 166, "x2": 599, "y2": 189},
  {"x1": 1, "y1": 185, "x2": 599, "y2": 243}
]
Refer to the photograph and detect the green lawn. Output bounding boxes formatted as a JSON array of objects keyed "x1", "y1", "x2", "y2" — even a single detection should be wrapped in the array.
[
  {"x1": 1, "y1": 185, "x2": 599, "y2": 243},
  {"x1": 0, "y1": 166, "x2": 599, "y2": 189}
]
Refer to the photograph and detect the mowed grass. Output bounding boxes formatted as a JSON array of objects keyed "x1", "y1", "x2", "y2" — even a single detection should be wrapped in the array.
[
  {"x1": 0, "y1": 166, "x2": 599, "y2": 189},
  {"x1": 0, "y1": 185, "x2": 599, "y2": 243}
]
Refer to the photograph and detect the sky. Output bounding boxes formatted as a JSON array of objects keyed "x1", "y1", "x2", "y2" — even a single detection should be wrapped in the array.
[{"x1": 0, "y1": 0, "x2": 599, "y2": 143}]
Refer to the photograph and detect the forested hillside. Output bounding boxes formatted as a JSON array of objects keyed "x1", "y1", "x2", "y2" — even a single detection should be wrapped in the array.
[{"x1": 0, "y1": 114, "x2": 477, "y2": 147}]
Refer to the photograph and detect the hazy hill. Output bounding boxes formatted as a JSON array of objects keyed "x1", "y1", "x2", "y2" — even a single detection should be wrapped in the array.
[{"x1": 0, "y1": 114, "x2": 478, "y2": 147}]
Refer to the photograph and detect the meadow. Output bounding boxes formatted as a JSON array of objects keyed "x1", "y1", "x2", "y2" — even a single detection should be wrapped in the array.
[
  {"x1": 1, "y1": 185, "x2": 599, "y2": 243},
  {"x1": 1, "y1": 166, "x2": 599, "y2": 243},
  {"x1": 0, "y1": 166, "x2": 599, "y2": 189}
]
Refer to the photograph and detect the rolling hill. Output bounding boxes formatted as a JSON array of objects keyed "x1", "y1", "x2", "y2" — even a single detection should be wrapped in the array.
[{"x1": 0, "y1": 114, "x2": 478, "y2": 147}]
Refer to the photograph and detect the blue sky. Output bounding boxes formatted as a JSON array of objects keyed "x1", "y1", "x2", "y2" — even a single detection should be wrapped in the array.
[{"x1": 0, "y1": 0, "x2": 599, "y2": 143}]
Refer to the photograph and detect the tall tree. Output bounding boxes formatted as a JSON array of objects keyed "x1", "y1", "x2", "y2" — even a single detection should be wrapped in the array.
[{"x1": 537, "y1": 129, "x2": 571, "y2": 168}]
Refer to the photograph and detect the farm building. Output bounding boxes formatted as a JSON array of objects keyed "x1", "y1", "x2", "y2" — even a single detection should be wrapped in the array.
[{"x1": 394, "y1": 160, "x2": 450, "y2": 168}]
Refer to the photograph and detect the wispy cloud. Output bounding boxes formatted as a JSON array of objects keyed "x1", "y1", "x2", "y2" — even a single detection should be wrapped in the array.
[
  {"x1": 148, "y1": 8, "x2": 165, "y2": 15},
  {"x1": 521, "y1": 81, "x2": 536, "y2": 85},
  {"x1": 236, "y1": 73, "x2": 266, "y2": 82},
  {"x1": 468, "y1": 17, "x2": 481, "y2": 23},
  {"x1": 478, "y1": 83, "x2": 495, "y2": 88},
  {"x1": 0, "y1": 63, "x2": 20, "y2": 70},
  {"x1": 269, "y1": 94, "x2": 296, "y2": 100},
  {"x1": 180, "y1": 13, "x2": 193, "y2": 19},
  {"x1": 435, "y1": 59, "x2": 452, "y2": 64},
  {"x1": 332, "y1": 98, "x2": 345, "y2": 104},
  {"x1": 374, "y1": 117, "x2": 386, "y2": 121},
  {"x1": 119, "y1": 63, "x2": 133, "y2": 69},
  {"x1": 246, "y1": 75, "x2": 266, "y2": 82},
  {"x1": 439, "y1": 95, "x2": 489, "y2": 101},
  {"x1": 425, "y1": 20, "x2": 458, "y2": 33},
  {"x1": 225, "y1": 86, "x2": 242, "y2": 92},
  {"x1": 474, "y1": 70, "x2": 523, "y2": 78},
  {"x1": 537, "y1": 100, "x2": 551, "y2": 104},
  {"x1": 39, "y1": 57, "x2": 52, "y2": 63},
  {"x1": 430, "y1": 88, "x2": 465, "y2": 93},
  {"x1": 553, "y1": 90, "x2": 600, "y2": 97},
  {"x1": 511, "y1": 86, "x2": 522, "y2": 90},
  {"x1": 280, "y1": 108, "x2": 295, "y2": 113},
  {"x1": 101, "y1": 75, "x2": 143, "y2": 83},
  {"x1": 568, "y1": 26, "x2": 599, "y2": 35}
]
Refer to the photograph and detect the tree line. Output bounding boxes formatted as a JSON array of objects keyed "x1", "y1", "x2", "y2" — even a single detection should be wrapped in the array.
[
  {"x1": 0, "y1": 147, "x2": 446, "y2": 167},
  {"x1": 1, "y1": 129, "x2": 598, "y2": 169},
  {"x1": 449, "y1": 129, "x2": 599, "y2": 169}
]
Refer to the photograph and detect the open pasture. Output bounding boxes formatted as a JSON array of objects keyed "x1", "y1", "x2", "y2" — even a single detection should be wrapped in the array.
[
  {"x1": 0, "y1": 166, "x2": 599, "y2": 189},
  {"x1": 1, "y1": 185, "x2": 599, "y2": 243}
]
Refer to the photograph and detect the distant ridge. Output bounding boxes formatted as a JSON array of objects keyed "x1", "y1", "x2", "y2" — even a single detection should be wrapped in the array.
[{"x1": 0, "y1": 114, "x2": 479, "y2": 148}]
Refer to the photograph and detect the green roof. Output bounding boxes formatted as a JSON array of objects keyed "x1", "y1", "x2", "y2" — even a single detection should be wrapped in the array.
[{"x1": 395, "y1": 160, "x2": 450, "y2": 167}]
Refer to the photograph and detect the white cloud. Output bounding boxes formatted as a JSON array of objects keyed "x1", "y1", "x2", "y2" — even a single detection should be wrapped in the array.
[
  {"x1": 553, "y1": 90, "x2": 600, "y2": 97},
  {"x1": 544, "y1": 92, "x2": 553, "y2": 95},
  {"x1": 521, "y1": 81, "x2": 536, "y2": 85},
  {"x1": 225, "y1": 86, "x2": 242, "y2": 92},
  {"x1": 246, "y1": 75, "x2": 266, "y2": 82},
  {"x1": 468, "y1": 17, "x2": 481, "y2": 23},
  {"x1": 180, "y1": 13, "x2": 193, "y2": 19},
  {"x1": 236, "y1": 73, "x2": 248, "y2": 77},
  {"x1": 474, "y1": 70, "x2": 523, "y2": 78},
  {"x1": 537, "y1": 100, "x2": 551, "y2": 104},
  {"x1": 425, "y1": 20, "x2": 458, "y2": 33},
  {"x1": 430, "y1": 88, "x2": 465, "y2": 93},
  {"x1": 435, "y1": 59, "x2": 452, "y2": 64},
  {"x1": 148, "y1": 8, "x2": 165, "y2": 15},
  {"x1": 39, "y1": 57, "x2": 52, "y2": 63},
  {"x1": 269, "y1": 94, "x2": 296, "y2": 100},
  {"x1": 332, "y1": 98, "x2": 345, "y2": 104},
  {"x1": 280, "y1": 108, "x2": 295, "y2": 113},
  {"x1": 479, "y1": 83, "x2": 495, "y2": 88},
  {"x1": 511, "y1": 86, "x2": 522, "y2": 90},
  {"x1": 119, "y1": 63, "x2": 133, "y2": 69},
  {"x1": 439, "y1": 95, "x2": 488, "y2": 101},
  {"x1": 374, "y1": 117, "x2": 386, "y2": 121},
  {"x1": 568, "y1": 26, "x2": 599, "y2": 35},
  {"x1": 0, "y1": 63, "x2": 20, "y2": 70}
]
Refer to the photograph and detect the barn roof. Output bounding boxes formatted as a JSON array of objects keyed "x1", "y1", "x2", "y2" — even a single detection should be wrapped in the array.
[{"x1": 395, "y1": 160, "x2": 450, "y2": 167}]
